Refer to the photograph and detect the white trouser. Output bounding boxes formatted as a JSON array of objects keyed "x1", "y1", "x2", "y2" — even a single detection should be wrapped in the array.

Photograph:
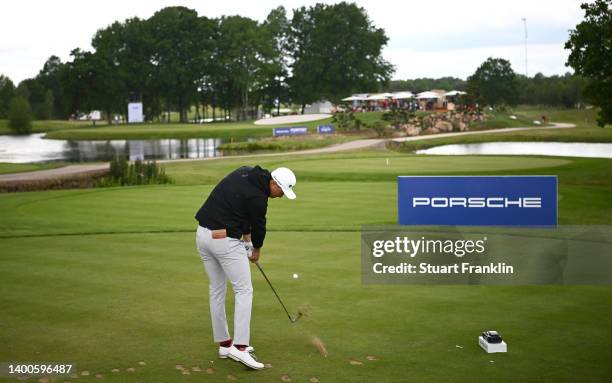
[{"x1": 195, "y1": 225, "x2": 253, "y2": 345}]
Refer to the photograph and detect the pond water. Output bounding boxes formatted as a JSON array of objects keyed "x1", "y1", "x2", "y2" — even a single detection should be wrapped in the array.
[
  {"x1": 416, "y1": 142, "x2": 612, "y2": 159},
  {"x1": 0, "y1": 133, "x2": 225, "y2": 163}
]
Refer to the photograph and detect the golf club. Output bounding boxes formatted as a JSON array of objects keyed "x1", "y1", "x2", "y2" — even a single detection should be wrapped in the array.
[{"x1": 255, "y1": 262, "x2": 302, "y2": 323}]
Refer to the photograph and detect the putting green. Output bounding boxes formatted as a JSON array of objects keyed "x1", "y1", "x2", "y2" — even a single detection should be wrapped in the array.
[{"x1": 1, "y1": 151, "x2": 611, "y2": 382}]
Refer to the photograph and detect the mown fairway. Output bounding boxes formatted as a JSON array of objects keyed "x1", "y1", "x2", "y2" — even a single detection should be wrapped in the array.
[{"x1": 1, "y1": 151, "x2": 611, "y2": 382}]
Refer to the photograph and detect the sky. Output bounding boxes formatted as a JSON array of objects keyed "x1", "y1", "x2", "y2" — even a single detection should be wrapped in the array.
[{"x1": 0, "y1": 0, "x2": 584, "y2": 85}]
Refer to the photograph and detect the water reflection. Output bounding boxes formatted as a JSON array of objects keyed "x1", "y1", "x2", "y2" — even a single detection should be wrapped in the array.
[
  {"x1": 416, "y1": 142, "x2": 612, "y2": 159},
  {"x1": 0, "y1": 133, "x2": 224, "y2": 163}
]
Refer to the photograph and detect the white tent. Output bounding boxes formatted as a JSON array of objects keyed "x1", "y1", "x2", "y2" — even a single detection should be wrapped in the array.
[
  {"x1": 304, "y1": 100, "x2": 334, "y2": 114},
  {"x1": 416, "y1": 91, "x2": 440, "y2": 99},
  {"x1": 445, "y1": 90, "x2": 467, "y2": 96},
  {"x1": 392, "y1": 91, "x2": 414, "y2": 99},
  {"x1": 341, "y1": 95, "x2": 366, "y2": 101},
  {"x1": 366, "y1": 93, "x2": 393, "y2": 100}
]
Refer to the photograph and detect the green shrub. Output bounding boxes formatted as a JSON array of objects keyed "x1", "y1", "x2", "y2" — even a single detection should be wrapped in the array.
[
  {"x1": 382, "y1": 108, "x2": 412, "y2": 128},
  {"x1": 332, "y1": 111, "x2": 362, "y2": 131},
  {"x1": 8, "y1": 96, "x2": 32, "y2": 134},
  {"x1": 369, "y1": 121, "x2": 390, "y2": 137},
  {"x1": 98, "y1": 156, "x2": 172, "y2": 187}
]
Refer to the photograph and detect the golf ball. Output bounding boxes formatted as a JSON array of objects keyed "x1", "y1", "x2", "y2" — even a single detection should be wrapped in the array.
[{"x1": 293, "y1": 273, "x2": 299, "y2": 279}]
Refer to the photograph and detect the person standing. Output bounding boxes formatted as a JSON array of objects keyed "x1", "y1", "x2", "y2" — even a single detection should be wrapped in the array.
[{"x1": 194, "y1": 165, "x2": 297, "y2": 370}]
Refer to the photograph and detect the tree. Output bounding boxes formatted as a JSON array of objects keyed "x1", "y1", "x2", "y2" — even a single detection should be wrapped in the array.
[
  {"x1": 19, "y1": 78, "x2": 49, "y2": 119},
  {"x1": 92, "y1": 17, "x2": 162, "y2": 122},
  {"x1": 288, "y1": 2, "x2": 393, "y2": 111},
  {"x1": 8, "y1": 96, "x2": 33, "y2": 134},
  {"x1": 259, "y1": 7, "x2": 290, "y2": 115},
  {"x1": 147, "y1": 7, "x2": 213, "y2": 123},
  {"x1": 0, "y1": 75, "x2": 15, "y2": 118},
  {"x1": 387, "y1": 77, "x2": 466, "y2": 93},
  {"x1": 91, "y1": 21, "x2": 137, "y2": 123},
  {"x1": 62, "y1": 48, "x2": 123, "y2": 123},
  {"x1": 37, "y1": 56, "x2": 68, "y2": 118},
  {"x1": 565, "y1": 0, "x2": 612, "y2": 126},
  {"x1": 215, "y1": 15, "x2": 270, "y2": 120},
  {"x1": 467, "y1": 57, "x2": 519, "y2": 107},
  {"x1": 61, "y1": 49, "x2": 91, "y2": 118}
]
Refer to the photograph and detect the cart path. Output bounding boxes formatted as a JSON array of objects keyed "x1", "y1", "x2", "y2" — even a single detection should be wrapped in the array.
[{"x1": 0, "y1": 122, "x2": 575, "y2": 183}]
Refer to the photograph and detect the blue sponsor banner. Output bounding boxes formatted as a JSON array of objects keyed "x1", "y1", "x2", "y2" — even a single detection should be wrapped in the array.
[
  {"x1": 317, "y1": 124, "x2": 335, "y2": 134},
  {"x1": 273, "y1": 126, "x2": 308, "y2": 136},
  {"x1": 398, "y1": 176, "x2": 557, "y2": 226}
]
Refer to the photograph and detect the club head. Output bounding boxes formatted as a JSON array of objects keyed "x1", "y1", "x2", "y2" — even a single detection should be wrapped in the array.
[{"x1": 291, "y1": 312, "x2": 303, "y2": 323}]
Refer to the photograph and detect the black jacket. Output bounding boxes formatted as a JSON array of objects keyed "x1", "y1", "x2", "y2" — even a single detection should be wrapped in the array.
[{"x1": 195, "y1": 166, "x2": 270, "y2": 248}]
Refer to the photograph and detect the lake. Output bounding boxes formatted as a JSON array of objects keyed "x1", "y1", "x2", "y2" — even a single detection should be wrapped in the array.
[
  {"x1": 416, "y1": 142, "x2": 612, "y2": 159},
  {"x1": 0, "y1": 133, "x2": 225, "y2": 163}
]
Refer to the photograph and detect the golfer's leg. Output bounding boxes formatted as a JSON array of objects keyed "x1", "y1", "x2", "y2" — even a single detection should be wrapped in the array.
[
  {"x1": 196, "y1": 227, "x2": 230, "y2": 342},
  {"x1": 219, "y1": 239, "x2": 252, "y2": 346}
]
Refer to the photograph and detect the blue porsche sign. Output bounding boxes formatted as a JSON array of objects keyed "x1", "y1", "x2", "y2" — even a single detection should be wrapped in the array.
[
  {"x1": 272, "y1": 126, "x2": 308, "y2": 136},
  {"x1": 317, "y1": 124, "x2": 335, "y2": 134},
  {"x1": 398, "y1": 176, "x2": 557, "y2": 226}
]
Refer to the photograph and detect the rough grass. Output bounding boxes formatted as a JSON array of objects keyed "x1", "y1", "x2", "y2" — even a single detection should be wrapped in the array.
[
  {"x1": 218, "y1": 135, "x2": 358, "y2": 152},
  {"x1": 514, "y1": 105, "x2": 603, "y2": 128},
  {"x1": 0, "y1": 162, "x2": 65, "y2": 175},
  {"x1": 470, "y1": 110, "x2": 539, "y2": 130}
]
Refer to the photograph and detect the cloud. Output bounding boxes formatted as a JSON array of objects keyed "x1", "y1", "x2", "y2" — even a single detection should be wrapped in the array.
[{"x1": 385, "y1": 43, "x2": 571, "y2": 80}]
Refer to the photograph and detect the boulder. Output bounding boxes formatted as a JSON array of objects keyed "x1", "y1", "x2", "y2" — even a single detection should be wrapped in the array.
[
  {"x1": 404, "y1": 124, "x2": 420, "y2": 136},
  {"x1": 434, "y1": 120, "x2": 453, "y2": 132}
]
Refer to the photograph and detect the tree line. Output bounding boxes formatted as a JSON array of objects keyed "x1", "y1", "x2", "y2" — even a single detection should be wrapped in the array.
[
  {"x1": 387, "y1": 72, "x2": 588, "y2": 108},
  {"x1": 0, "y1": 2, "x2": 393, "y2": 124},
  {"x1": 1, "y1": 1, "x2": 608, "y2": 127}
]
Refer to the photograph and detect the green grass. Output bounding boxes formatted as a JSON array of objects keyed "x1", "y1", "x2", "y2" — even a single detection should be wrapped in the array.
[
  {"x1": 1, "y1": 108, "x2": 547, "y2": 142},
  {"x1": 0, "y1": 162, "x2": 65, "y2": 175},
  {"x1": 470, "y1": 110, "x2": 539, "y2": 130},
  {"x1": 218, "y1": 135, "x2": 361, "y2": 152},
  {"x1": 162, "y1": 153, "x2": 571, "y2": 185},
  {"x1": 514, "y1": 105, "x2": 603, "y2": 128},
  {"x1": 42, "y1": 117, "x2": 337, "y2": 140},
  {"x1": 2, "y1": 231, "x2": 610, "y2": 382},
  {"x1": 392, "y1": 126, "x2": 612, "y2": 153},
  {"x1": 0, "y1": 119, "x2": 107, "y2": 135},
  {"x1": 1, "y1": 153, "x2": 611, "y2": 383},
  {"x1": 353, "y1": 111, "x2": 386, "y2": 125},
  {"x1": 1, "y1": 111, "x2": 612, "y2": 382}
]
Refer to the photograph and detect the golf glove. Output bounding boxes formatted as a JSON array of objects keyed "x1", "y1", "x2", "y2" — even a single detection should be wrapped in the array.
[{"x1": 244, "y1": 241, "x2": 254, "y2": 259}]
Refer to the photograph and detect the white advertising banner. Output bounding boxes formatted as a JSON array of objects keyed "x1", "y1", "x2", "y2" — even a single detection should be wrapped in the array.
[{"x1": 128, "y1": 102, "x2": 143, "y2": 123}]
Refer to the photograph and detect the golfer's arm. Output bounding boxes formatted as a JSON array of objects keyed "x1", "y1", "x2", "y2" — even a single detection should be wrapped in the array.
[
  {"x1": 246, "y1": 197, "x2": 268, "y2": 249},
  {"x1": 242, "y1": 233, "x2": 252, "y2": 242}
]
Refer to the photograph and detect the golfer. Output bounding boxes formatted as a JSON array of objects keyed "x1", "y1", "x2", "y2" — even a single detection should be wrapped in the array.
[{"x1": 194, "y1": 165, "x2": 297, "y2": 370}]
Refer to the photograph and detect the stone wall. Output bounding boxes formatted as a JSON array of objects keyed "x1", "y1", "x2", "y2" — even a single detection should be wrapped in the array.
[{"x1": 398, "y1": 111, "x2": 489, "y2": 136}]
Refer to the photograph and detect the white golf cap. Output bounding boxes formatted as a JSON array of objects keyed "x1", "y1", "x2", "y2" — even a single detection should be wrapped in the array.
[{"x1": 271, "y1": 167, "x2": 297, "y2": 199}]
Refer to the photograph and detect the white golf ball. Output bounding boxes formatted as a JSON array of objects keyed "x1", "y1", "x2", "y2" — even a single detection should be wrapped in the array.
[{"x1": 293, "y1": 273, "x2": 299, "y2": 279}]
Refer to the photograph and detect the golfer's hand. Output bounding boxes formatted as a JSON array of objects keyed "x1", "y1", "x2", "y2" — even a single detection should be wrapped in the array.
[{"x1": 249, "y1": 248, "x2": 260, "y2": 263}]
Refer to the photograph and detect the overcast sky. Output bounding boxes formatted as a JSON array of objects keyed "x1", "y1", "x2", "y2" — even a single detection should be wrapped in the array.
[{"x1": 0, "y1": 0, "x2": 584, "y2": 84}]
